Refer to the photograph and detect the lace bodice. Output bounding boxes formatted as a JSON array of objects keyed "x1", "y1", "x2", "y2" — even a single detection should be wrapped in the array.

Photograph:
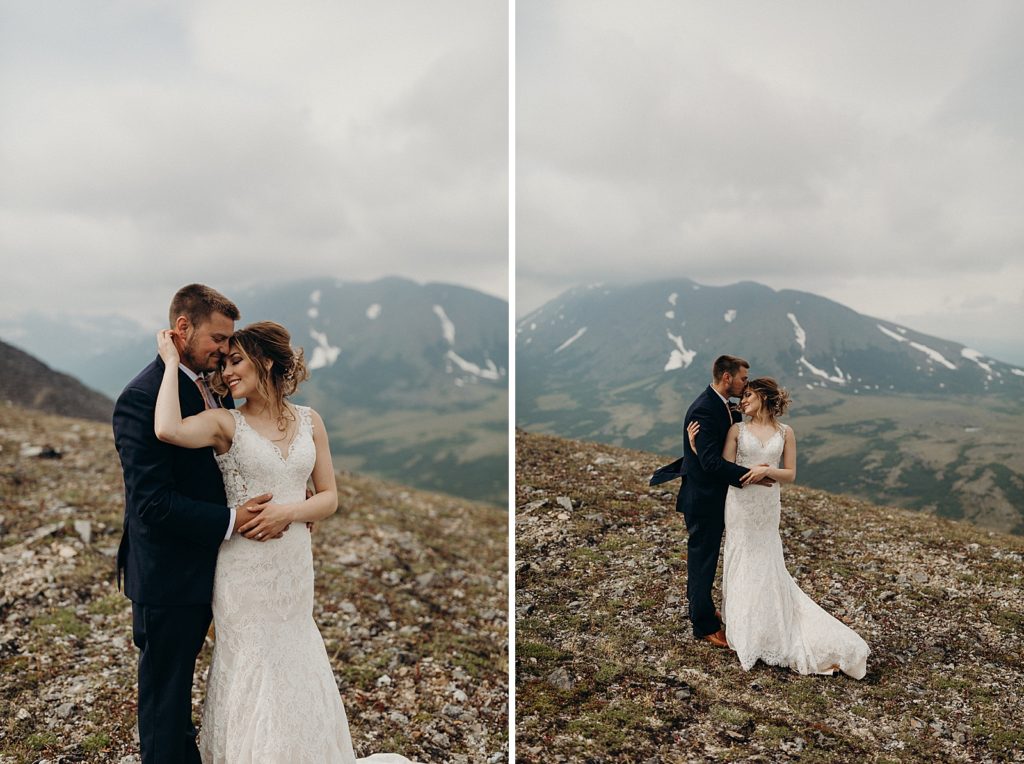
[
  {"x1": 216, "y1": 406, "x2": 316, "y2": 509},
  {"x1": 734, "y1": 422, "x2": 787, "y2": 469}
]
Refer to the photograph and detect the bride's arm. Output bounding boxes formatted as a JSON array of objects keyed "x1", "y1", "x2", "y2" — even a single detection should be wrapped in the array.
[
  {"x1": 722, "y1": 424, "x2": 739, "y2": 462},
  {"x1": 775, "y1": 425, "x2": 797, "y2": 483},
  {"x1": 153, "y1": 330, "x2": 233, "y2": 450},
  {"x1": 238, "y1": 409, "x2": 338, "y2": 538}
]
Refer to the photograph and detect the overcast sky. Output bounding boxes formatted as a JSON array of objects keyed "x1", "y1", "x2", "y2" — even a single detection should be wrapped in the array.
[
  {"x1": 0, "y1": 0, "x2": 507, "y2": 329},
  {"x1": 517, "y1": 0, "x2": 1024, "y2": 365}
]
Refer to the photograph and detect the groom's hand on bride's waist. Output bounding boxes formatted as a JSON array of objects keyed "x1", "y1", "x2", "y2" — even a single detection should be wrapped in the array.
[
  {"x1": 239, "y1": 500, "x2": 294, "y2": 541},
  {"x1": 740, "y1": 465, "x2": 776, "y2": 487},
  {"x1": 233, "y1": 493, "x2": 287, "y2": 541}
]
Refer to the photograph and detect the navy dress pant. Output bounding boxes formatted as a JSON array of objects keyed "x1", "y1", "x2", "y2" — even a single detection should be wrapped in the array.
[
  {"x1": 684, "y1": 510, "x2": 725, "y2": 638},
  {"x1": 132, "y1": 602, "x2": 212, "y2": 764}
]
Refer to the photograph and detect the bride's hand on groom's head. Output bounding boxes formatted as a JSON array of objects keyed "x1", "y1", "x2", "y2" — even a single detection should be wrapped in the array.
[{"x1": 156, "y1": 329, "x2": 181, "y2": 364}]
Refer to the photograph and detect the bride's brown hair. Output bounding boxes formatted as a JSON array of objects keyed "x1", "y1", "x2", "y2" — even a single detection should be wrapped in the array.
[
  {"x1": 745, "y1": 377, "x2": 791, "y2": 420},
  {"x1": 210, "y1": 321, "x2": 310, "y2": 432}
]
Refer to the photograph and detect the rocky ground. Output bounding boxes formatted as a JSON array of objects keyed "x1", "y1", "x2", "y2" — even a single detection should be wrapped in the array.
[
  {"x1": 515, "y1": 430, "x2": 1024, "y2": 763},
  {"x1": 0, "y1": 403, "x2": 508, "y2": 763}
]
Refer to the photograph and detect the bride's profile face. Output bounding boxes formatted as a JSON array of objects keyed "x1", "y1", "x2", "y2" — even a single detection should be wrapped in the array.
[
  {"x1": 740, "y1": 389, "x2": 762, "y2": 417},
  {"x1": 221, "y1": 347, "x2": 258, "y2": 399}
]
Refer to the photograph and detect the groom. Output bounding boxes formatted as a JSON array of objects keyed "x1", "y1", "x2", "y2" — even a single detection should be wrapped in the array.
[
  {"x1": 677, "y1": 354, "x2": 760, "y2": 648},
  {"x1": 112, "y1": 284, "x2": 272, "y2": 763}
]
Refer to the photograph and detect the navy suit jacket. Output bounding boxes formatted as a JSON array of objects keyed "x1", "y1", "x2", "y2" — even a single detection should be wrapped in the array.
[
  {"x1": 113, "y1": 357, "x2": 234, "y2": 605},
  {"x1": 675, "y1": 385, "x2": 748, "y2": 517}
]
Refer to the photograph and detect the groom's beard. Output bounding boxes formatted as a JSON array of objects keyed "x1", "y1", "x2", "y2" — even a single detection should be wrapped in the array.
[{"x1": 180, "y1": 337, "x2": 222, "y2": 374}]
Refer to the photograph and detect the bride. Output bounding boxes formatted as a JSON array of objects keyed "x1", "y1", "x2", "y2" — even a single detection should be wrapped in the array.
[
  {"x1": 687, "y1": 377, "x2": 869, "y2": 679},
  {"x1": 154, "y1": 321, "x2": 417, "y2": 763}
]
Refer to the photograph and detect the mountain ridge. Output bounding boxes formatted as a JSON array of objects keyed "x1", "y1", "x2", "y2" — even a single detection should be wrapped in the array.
[
  {"x1": 2, "y1": 277, "x2": 509, "y2": 505},
  {"x1": 516, "y1": 278, "x2": 1024, "y2": 533},
  {"x1": 0, "y1": 338, "x2": 113, "y2": 423}
]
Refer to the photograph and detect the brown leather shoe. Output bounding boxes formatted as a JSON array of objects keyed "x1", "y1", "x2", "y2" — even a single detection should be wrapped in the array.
[
  {"x1": 701, "y1": 629, "x2": 729, "y2": 648},
  {"x1": 716, "y1": 609, "x2": 724, "y2": 625}
]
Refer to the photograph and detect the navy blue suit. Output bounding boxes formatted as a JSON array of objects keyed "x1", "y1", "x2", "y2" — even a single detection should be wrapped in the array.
[
  {"x1": 677, "y1": 385, "x2": 747, "y2": 638},
  {"x1": 112, "y1": 357, "x2": 233, "y2": 763}
]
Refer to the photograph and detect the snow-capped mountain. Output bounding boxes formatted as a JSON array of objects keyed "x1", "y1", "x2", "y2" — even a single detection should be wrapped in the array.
[
  {"x1": 518, "y1": 279, "x2": 1022, "y2": 399},
  {"x1": 6, "y1": 277, "x2": 508, "y2": 505},
  {"x1": 517, "y1": 279, "x2": 1024, "y2": 534}
]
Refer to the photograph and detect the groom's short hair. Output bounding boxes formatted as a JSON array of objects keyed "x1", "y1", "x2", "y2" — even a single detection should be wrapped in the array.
[
  {"x1": 168, "y1": 284, "x2": 240, "y2": 328},
  {"x1": 713, "y1": 354, "x2": 749, "y2": 381}
]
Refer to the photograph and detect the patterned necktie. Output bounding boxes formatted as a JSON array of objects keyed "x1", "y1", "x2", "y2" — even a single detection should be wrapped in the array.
[{"x1": 195, "y1": 376, "x2": 216, "y2": 410}]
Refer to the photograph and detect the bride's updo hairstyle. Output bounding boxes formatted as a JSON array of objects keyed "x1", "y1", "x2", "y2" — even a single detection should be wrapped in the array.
[
  {"x1": 212, "y1": 321, "x2": 310, "y2": 432},
  {"x1": 746, "y1": 377, "x2": 791, "y2": 420}
]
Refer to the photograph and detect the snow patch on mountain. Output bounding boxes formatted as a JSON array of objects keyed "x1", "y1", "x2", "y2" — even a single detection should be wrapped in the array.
[
  {"x1": 877, "y1": 325, "x2": 906, "y2": 343},
  {"x1": 306, "y1": 289, "x2": 323, "y2": 320},
  {"x1": 878, "y1": 325, "x2": 957, "y2": 369},
  {"x1": 664, "y1": 330, "x2": 696, "y2": 371},
  {"x1": 724, "y1": 309, "x2": 737, "y2": 323},
  {"x1": 432, "y1": 305, "x2": 456, "y2": 345},
  {"x1": 1012, "y1": 368, "x2": 1024, "y2": 377},
  {"x1": 961, "y1": 348, "x2": 993, "y2": 374},
  {"x1": 308, "y1": 329, "x2": 340, "y2": 370},
  {"x1": 445, "y1": 350, "x2": 502, "y2": 381},
  {"x1": 665, "y1": 311, "x2": 675, "y2": 319},
  {"x1": 800, "y1": 357, "x2": 846, "y2": 384},
  {"x1": 668, "y1": 292, "x2": 678, "y2": 306},
  {"x1": 555, "y1": 328, "x2": 587, "y2": 353},
  {"x1": 787, "y1": 313, "x2": 806, "y2": 351},
  {"x1": 366, "y1": 304, "x2": 382, "y2": 320}
]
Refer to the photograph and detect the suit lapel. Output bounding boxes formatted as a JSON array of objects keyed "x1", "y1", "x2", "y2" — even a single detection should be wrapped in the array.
[
  {"x1": 178, "y1": 368, "x2": 206, "y2": 417},
  {"x1": 706, "y1": 385, "x2": 731, "y2": 430}
]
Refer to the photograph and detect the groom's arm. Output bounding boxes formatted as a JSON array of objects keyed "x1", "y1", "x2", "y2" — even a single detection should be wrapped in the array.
[
  {"x1": 114, "y1": 386, "x2": 230, "y2": 547},
  {"x1": 691, "y1": 411, "x2": 748, "y2": 487}
]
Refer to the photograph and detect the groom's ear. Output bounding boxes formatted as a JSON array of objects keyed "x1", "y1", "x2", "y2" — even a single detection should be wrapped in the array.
[{"x1": 173, "y1": 315, "x2": 190, "y2": 334}]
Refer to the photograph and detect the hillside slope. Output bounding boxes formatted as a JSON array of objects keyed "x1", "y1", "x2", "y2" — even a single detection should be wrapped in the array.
[
  {"x1": 515, "y1": 430, "x2": 1024, "y2": 763},
  {"x1": 0, "y1": 339, "x2": 112, "y2": 423},
  {"x1": 0, "y1": 404, "x2": 508, "y2": 763}
]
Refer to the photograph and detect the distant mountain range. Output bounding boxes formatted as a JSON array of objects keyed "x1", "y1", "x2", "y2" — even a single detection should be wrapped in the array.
[
  {"x1": 0, "y1": 338, "x2": 112, "y2": 422},
  {"x1": 516, "y1": 279, "x2": 1024, "y2": 533},
  {"x1": 2, "y1": 277, "x2": 508, "y2": 505}
]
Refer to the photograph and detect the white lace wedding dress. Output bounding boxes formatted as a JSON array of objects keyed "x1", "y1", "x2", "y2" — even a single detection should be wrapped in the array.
[
  {"x1": 722, "y1": 422, "x2": 869, "y2": 679},
  {"x1": 199, "y1": 406, "x2": 417, "y2": 763}
]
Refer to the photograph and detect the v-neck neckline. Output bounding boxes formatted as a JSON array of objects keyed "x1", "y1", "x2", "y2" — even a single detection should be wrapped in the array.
[
  {"x1": 236, "y1": 407, "x2": 300, "y2": 462},
  {"x1": 743, "y1": 422, "x2": 782, "y2": 448}
]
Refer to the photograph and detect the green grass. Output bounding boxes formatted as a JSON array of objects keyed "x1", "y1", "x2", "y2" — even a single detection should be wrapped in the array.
[
  {"x1": 87, "y1": 593, "x2": 128, "y2": 617},
  {"x1": 26, "y1": 731, "x2": 59, "y2": 750},
  {"x1": 711, "y1": 703, "x2": 752, "y2": 726},
  {"x1": 81, "y1": 732, "x2": 111, "y2": 753},
  {"x1": 517, "y1": 641, "x2": 569, "y2": 664},
  {"x1": 31, "y1": 608, "x2": 90, "y2": 640}
]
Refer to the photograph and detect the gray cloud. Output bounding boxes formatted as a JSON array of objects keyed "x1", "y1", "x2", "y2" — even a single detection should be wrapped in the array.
[
  {"x1": 0, "y1": 0, "x2": 507, "y2": 327},
  {"x1": 517, "y1": 0, "x2": 1024, "y2": 364}
]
